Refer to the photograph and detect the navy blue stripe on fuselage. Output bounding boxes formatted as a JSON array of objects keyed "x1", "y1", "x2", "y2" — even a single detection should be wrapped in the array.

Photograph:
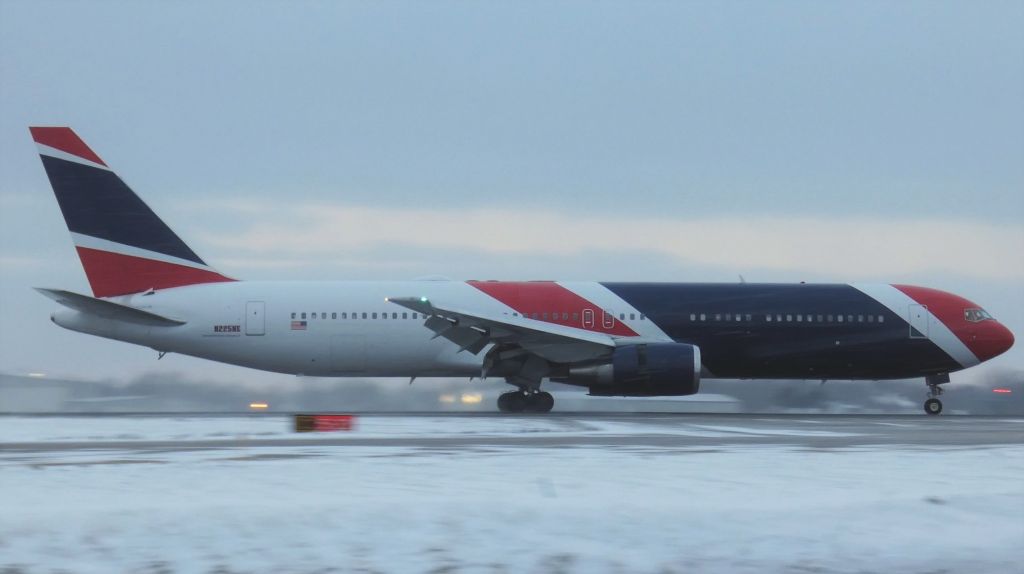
[
  {"x1": 603, "y1": 283, "x2": 961, "y2": 380},
  {"x1": 39, "y1": 155, "x2": 206, "y2": 265}
]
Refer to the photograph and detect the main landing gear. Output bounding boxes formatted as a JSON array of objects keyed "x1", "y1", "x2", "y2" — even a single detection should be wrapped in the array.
[
  {"x1": 497, "y1": 390, "x2": 554, "y2": 413},
  {"x1": 924, "y1": 373, "x2": 950, "y2": 416}
]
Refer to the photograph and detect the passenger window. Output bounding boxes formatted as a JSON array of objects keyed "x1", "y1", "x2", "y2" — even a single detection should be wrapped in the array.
[
  {"x1": 776, "y1": 314, "x2": 782, "y2": 322},
  {"x1": 817, "y1": 314, "x2": 823, "y2": 322},
  {"x1": 715, "y1": 314, "x2": 722, "y2": 321},
  {"x1": 372, "y1": 313, "x2": 377, "y2": 319},
  {"x1": 745, "y1": 314, "x2": 752, "y2": 321},
  {"x1": 868, "y1": 315, "x2": 874, "y2": 323},
  {"x1": 858, "y1": 315, "x2": 864, "y2": 322},
  {"x1": 573, "y1": 312, "x2": 579, "y2": 321},
  {"x1": 796, "y1": 315, "x2": 802, "y2": 322},
  {"x1": 393, "y1": 313, "x2": 398, "y2": 319},
  {"x1": 766, "y1": 315, "x2": 772, "y2": 322},
  {"x1": 412, "y1": 313, "x2": 418, "y2": 319},
  {"x1": 532, "y1": 313, "x2": 539, "y2": 319},
  {"x1": 690, "y1": 313, "x2": 696, "y2": 321},
  {"x1": 837, "y1": 315, "x2": 844, "y2": 323},
  {"x1": 619, "y1": 313, "x2": 625, "y2": 320},
  {"x1": 786, "y1": 314, "x2": 792, "y2": 322},
  {"x1": 362, "y1": 313, "x2": 367, "y2": 319},
  {"x1": 737, "y1": 314, "x2": 742, "y2": 322},
  {"x1": 403, "y1": 312, "x2": 408, "y2": 319},
  {"x1": 878, "y1": 315, "x2": 884, "y2": 323},
  {"x1": 542, "y1": 312, "x2": 549, "y2": 320},
  {"x1": 827, "y1": 314, "x2": 833, "y2": 322},
  {"x1": 630, "y1": 313, "x2": 636, "y2": 320},
  {"x1": 640, "y1": 314, "x2": 645, "y2": 320},
  {"x1": 332, "y1": 313, "x2": 337, "y2": 319},
  {"x1": 700, "y1": 313, "x2": 706, "y2": 321},
  {"x1": 847, "y1": 315, "x2": 854, "y2": 323},
  {"x1": 301, "y1": 312, "x2": 307, "y2": 319},
  {"x1": 291, "y1": 312, "x2": 296, "y2": 319}
]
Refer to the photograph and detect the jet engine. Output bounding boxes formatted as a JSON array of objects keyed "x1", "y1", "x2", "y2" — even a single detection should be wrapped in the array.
[{"x1": 556, "y1": 343, "x2": 701, "y2": 396}]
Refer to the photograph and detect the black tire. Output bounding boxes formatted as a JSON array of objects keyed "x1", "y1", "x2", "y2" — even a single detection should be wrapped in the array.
[
  {"x1": 924, "y1": 398, "x2": 943, "y2": 416},
  {"x1": 498, "y1": 391, "x2": 527, "y2": 413},
  {"x1": 529, "y1": 392, "x2": 554, "y2": 413},
  {"x1": 507, "y1": 392, "x2": 528, "y2": 413}
]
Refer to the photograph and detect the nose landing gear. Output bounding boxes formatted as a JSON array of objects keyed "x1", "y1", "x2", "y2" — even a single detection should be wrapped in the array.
[{"x1": 923, "y1": 373, "x2": 949, "y2": 416}]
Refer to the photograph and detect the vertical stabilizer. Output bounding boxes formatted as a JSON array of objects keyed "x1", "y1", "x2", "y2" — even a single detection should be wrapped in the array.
[{"x1": 30, "y1": 127, "x2": 234, "y2": 297}]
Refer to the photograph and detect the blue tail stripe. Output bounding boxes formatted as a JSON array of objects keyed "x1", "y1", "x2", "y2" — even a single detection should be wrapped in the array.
[{"x1": 39, "y1": 155, "x2": 206, "y2": 266}]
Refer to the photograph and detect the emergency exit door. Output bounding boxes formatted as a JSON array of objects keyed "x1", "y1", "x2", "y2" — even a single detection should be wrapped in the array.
[{"x1": 246, "y1": 301, "x2": 265, "y2": 336}]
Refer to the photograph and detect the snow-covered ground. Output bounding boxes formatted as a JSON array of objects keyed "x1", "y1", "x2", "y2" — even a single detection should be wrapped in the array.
[{"x1": 1, "y1": 416, "x2": 1022, "y2": 573}]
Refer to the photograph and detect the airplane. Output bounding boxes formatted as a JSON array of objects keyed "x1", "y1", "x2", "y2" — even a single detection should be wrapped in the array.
[{"x1": 29, "y1": 127, "x2": 1015, "y2": 415}]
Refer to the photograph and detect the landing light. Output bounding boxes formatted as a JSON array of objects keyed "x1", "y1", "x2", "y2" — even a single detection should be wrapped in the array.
[
  {"x1": 460, "y1": 393, "x2": 483, "y2": 404},
  {"x1": 992, "y1": 388, "x2": 1012, "y2": 394},
  {"x1": 249, "y1": 402, "x2": 269, "y2": 409},
  {"x1": 420, "y1": 296, "x2": 429, "y2": 303},
  {"x1": 27, "y1": 372, "x2": 46, "y2": 378},
  {"x1": 439, "y1": 394, "x2": 456, "y2": 404}
]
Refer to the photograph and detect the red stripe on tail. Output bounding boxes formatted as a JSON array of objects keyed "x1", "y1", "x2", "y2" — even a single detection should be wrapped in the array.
[
  {"x1": 76, "y1": 247, "x2": 234, "y2": 298},
  {"x1": 29, "y1": 127, "x2": 107, "y2": 166}
]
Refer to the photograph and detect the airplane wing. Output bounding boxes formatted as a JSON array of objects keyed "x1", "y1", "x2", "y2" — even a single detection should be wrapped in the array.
[
  {"x1": 385, "y1": 296, "x2": 616, "y2": 370},
  {"x1": 35, "y1": 288, "x2": 187, "y2": 327}
]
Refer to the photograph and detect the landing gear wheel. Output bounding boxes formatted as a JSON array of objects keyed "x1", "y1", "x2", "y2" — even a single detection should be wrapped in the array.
[
  {"x1": 526, "y1": 391, "x2": 554, "y2": 413},
  {"x1": 924, "y1": 398, "x2": 943, "y2": 416},
  {"x1": 497, "y1": 391, "x2": 528, "y2": 413}
]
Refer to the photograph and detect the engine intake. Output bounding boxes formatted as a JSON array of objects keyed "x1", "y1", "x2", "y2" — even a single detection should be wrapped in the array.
[{"x1": 559, "y1": 343, "x2": 701, "y2": 396}]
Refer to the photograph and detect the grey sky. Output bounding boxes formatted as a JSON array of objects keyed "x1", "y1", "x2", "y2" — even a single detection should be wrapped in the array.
[{"x1": 1, "y1": 1, "x2": 1021, "y2": 385}]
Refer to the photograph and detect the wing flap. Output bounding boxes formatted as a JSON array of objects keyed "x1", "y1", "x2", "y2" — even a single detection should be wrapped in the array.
[
  {"x1": 386, "y1": 296, "x2": 615, "y2": 363},
  {"x1": 35, "y1": 288, "x2": 186, "y2": 327}
]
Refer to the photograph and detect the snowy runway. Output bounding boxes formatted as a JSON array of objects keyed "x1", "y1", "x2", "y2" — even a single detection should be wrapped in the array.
[{"x1": 2, "y1": 415, "x2": 1022, "y2": 573}]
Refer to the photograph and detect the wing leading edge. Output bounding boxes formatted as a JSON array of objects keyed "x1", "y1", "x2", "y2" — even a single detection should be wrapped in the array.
[{"x1": 385, "y1": 296, "x2": 617, "y2": 370}]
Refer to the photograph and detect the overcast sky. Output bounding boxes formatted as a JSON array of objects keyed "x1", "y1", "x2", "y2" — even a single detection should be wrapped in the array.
[{"x1": 1, "y1": 1, "x2": 1021, "y2": 387}]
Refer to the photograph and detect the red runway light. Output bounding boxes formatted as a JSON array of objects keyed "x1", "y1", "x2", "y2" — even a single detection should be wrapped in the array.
[{"x1": 992, "y1": 388, "x2": 1012, "y2": 394}]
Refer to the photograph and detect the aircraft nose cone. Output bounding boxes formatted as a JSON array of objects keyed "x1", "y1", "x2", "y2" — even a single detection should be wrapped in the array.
[{"x1": 974, "y1": 322, "x2": 1015, "y2": 362}]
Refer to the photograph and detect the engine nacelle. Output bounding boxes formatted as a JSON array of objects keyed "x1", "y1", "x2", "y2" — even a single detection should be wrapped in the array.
[{"x1": 560, "y1": 343, "x2": 701, "y2": 396}]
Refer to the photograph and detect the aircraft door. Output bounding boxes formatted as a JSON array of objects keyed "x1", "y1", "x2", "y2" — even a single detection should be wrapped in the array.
[
  {"x1": 245, "y1": 301, "x2": 266, "y2": 336},
  {"x1": 582, "y1": 308, "x2": 595, "y2": 329},
  {"x1": 908, "y1": 304, "x2": 929, "y2": 339},
  {"x1": 602, "y1": 310, "x2": 615, "y2": 329}
]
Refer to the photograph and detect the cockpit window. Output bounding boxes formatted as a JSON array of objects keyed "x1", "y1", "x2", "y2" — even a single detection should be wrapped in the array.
[{"x1": 964, "y1": 308, "x2": 994, "y2": 322}]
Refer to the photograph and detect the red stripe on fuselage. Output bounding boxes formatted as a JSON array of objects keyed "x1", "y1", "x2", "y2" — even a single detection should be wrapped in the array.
[
  {"x1": 29, "y1": 127, "x2": 107, "y2": 167},
  {"x1": 76, "y1": 247, "x2": 234, "y2": 298},
  {"x1": 468, "y1": 281, "x2": 638, "y2": 336}
]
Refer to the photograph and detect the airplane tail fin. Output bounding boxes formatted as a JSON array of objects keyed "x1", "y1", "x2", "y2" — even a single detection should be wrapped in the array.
[{"x1": 30, "y1": 127, "x2": 234, "y2": 298}]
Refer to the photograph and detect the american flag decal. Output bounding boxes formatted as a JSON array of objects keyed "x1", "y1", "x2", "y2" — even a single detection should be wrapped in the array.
[{"x1": 291, "y1": 320, "x2": 307, "y2": 330}]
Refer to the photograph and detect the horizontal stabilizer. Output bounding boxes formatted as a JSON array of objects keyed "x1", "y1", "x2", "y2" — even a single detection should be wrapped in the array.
[{"x1": 34, "y1": 288, "x2": 186, "y2": 327}]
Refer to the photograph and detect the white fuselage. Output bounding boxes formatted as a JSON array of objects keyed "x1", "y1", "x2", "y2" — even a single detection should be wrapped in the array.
[{"x1": 50, "y1": 280, "x2": 658, "y2": 377}]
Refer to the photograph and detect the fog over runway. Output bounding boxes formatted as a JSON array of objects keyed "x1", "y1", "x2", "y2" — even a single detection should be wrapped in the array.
[{"x1": 2, "y1": 414, "x2": 1022, "y2": 574}]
